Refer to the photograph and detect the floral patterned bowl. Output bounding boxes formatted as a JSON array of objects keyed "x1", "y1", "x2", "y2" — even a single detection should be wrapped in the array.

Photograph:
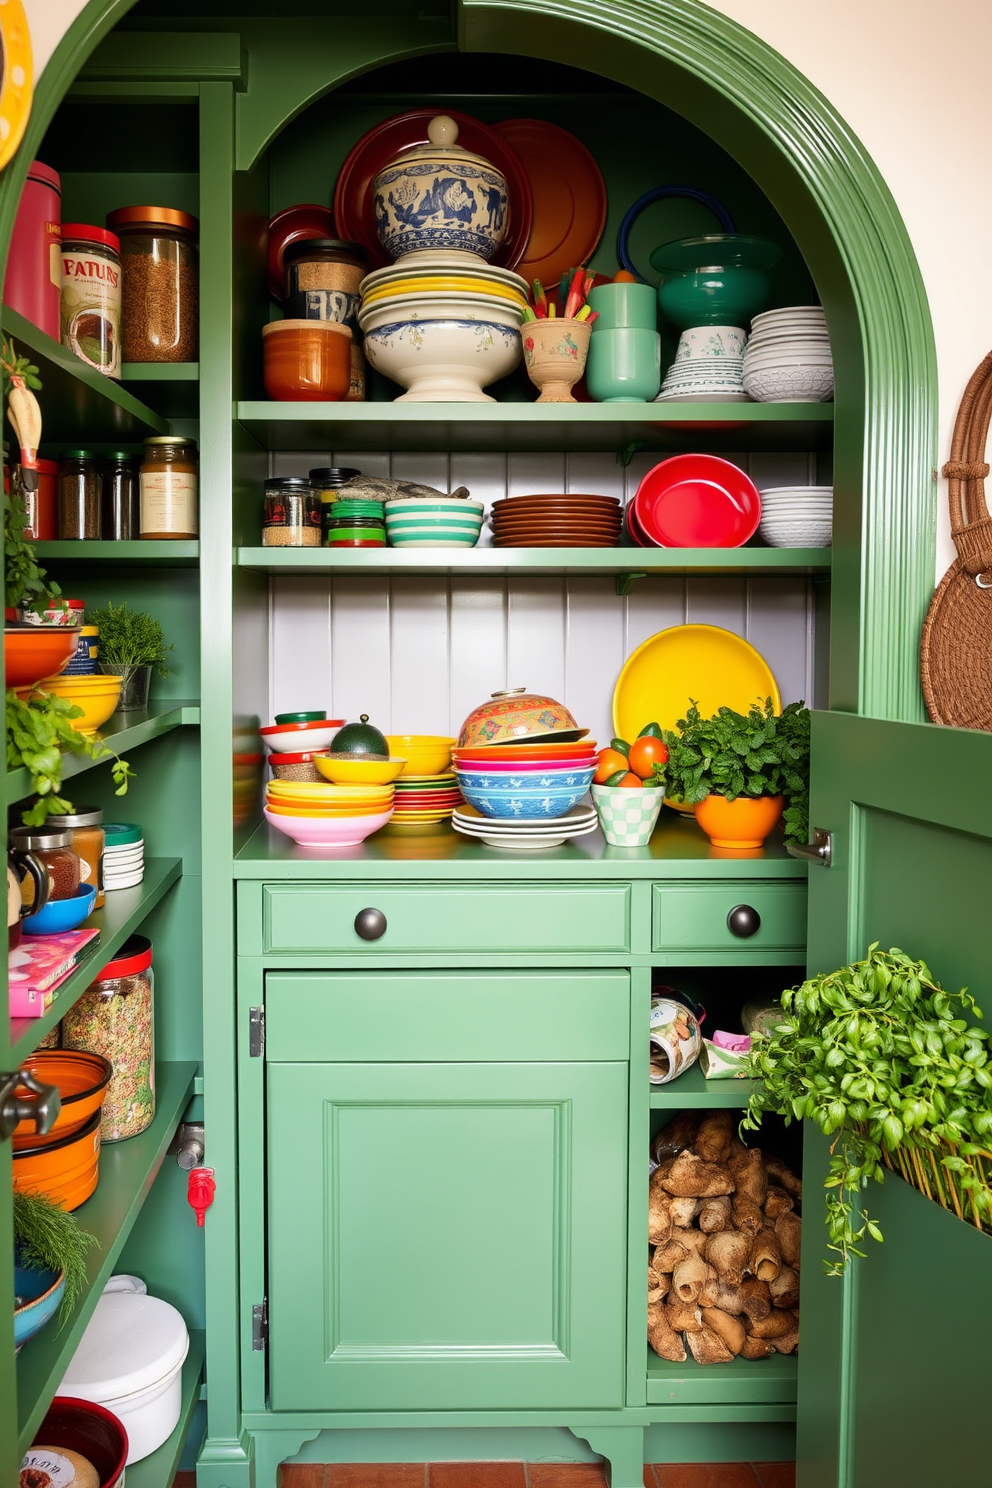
[
  {"x1": 454, "y1": 765, "x2": 596, "y2": 793},
  {"x1": 360, "y1": 306, "x2": 522, "y2": 403},
  {"x1": 457, "y1": 688, "x2": 586, "y2": 747},
  {"x1": 456, "y1": 780, "x2": 591, "y2": 820}
]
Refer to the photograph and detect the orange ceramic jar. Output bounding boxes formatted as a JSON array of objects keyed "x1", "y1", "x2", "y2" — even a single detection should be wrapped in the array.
[
  {"x1": 693, "y1": 793, "x2": 784, "y2": 849},
  {"x1": 262, "y1": 318, "x2": 351, "y2": 401}
]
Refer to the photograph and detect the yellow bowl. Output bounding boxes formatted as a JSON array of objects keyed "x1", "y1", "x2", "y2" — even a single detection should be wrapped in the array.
[
  {"x1": 385, "y1": 736, "x2": 455, "y2": 777},
  {"x1": 30, "y1": 674, "x2": 122, "y2": 735},
  {"x1": 267, "y1": 780, "x2": 392, "y2": 799},
  {"x1": 314, "y1": 756, "x2": 407, "y2": 786},
  {"x1": 362, "y1": 278, "x2": 526, "y2": 304},
  {"x1": 265, "y1": 800, "x2": 391, "y2": 818}
]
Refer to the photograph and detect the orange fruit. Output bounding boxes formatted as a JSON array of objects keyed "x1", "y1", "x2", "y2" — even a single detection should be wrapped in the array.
[
  {"x1": 594, "y1": 746, "x2": 629, "y2": 784},
  {"x1": 628, "y1": 735, "x2": 669, "y2": 779},
  {"x1": 613, "y1": 771, "x2": 644, "y2": 788}
]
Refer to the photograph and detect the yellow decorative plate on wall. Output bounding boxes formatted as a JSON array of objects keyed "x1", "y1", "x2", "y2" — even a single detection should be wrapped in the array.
[
  {"x1": 612, "y1": 623, "x2": 781, "y2": 742},
  {"x1": 0, "y1": 0, "x2": 33, "y2": 173}
]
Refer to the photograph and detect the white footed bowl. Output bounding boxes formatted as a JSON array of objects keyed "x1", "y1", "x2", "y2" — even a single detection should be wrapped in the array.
[{"x1": 360, "y1": 297, "x2": 522, "y2": 402}]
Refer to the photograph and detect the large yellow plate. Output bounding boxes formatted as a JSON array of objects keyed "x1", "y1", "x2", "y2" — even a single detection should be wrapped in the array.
[
  {"x1": 612, "y1": 624, "x2": 781, "y2": 742},
  {"x1": 0, "y1": 1, "x2": 33, "y2": 173}
]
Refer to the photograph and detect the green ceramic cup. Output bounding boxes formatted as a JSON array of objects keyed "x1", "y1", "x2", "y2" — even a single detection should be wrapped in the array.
[
  {"x1": 586, "y1": 327, "x2": 661, "y2": 403},
  {"x1": 587, "y1": 282, "x2": 658, "y2": 332}
]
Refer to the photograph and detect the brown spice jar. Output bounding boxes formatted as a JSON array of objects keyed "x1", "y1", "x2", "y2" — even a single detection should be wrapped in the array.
[
  {"x1": 42, "y1": 807, "x2": 105, "y2": 909},
  {"x1": 8, "y1": 828, "x2": 81, "y2": 903},
  {"x1": 140, "y1": 435, "x2": 198, "y2": 539},
  {"x1": 107, "y1": 205, "x2": 198, "y2": 363}
]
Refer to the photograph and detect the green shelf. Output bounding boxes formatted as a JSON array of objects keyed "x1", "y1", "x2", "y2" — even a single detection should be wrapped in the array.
[
  {"x1": 1, "y1": 305, "x2": 170, "y2": 444},
  {"x1": 35, "y1": 541, "x2": 200, "y2": 566},
  {"x1": 16, "y1": 1060, "x2": 199, "y2": 1451},
  {"x1": 650, "y1": 1064, "x2": 754, "y2": 1109},
  {"x1": 125, "y1": 1330, "x2": 205, "y2": 1488},
  {"x1": 9, "y1": 857, "x2": 182, "y2": 1063},
  {"x1": 6, "y1": 702, "x2": 200, "y2": 807},
  {"x1": 646, "y1": 1343, "x2": 797, "y2": 1407},
  {"x1": 121, "y1": 362, "x2": 199, "y2": 420},
  {"x1": 236, "y1": 399, "x2": 834, "y2": 453},
  {"x1": 237, "y1": 546, "x2": 831, "y2": 577}
]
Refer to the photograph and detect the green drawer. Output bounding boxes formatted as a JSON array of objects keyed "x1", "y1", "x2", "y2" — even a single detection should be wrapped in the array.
[
  {"x1": 652, "y1": 881, "x2": 807, "y2": 952},
  {"x1": 260, "y1": 882, "x2": 630, "y2": 955},
  {"x1": 264, "y1": 970, "x2": 630, "y2": 1061}
]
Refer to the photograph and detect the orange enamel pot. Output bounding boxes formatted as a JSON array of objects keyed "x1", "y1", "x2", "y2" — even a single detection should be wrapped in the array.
[
  {"x1": 12, "y1": 1049, "x2": 113, "y2": 1148},
  {"x1": 693, "y1": 794, "x2": 784, "y2": 849},
  {"x1": 13, "y1": 1109, "x2": 102, "y2": 1211}
]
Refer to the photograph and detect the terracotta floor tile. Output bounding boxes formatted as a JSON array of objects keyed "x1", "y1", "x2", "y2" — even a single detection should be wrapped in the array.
[
  {"x1": 326, "y1": 1469, "x2": 426, "y2": 1488},
  {"x1": 654, "y1": 1467, "x2": 761, "y2": 1488},
  {"x1": 752, "y1": 1466, "x2": 795, "y2": 1488},
  {"x1": 280, "y1": 1469, "x2": 326, "y2": 1488},
  {"x1": 431, "y1": 1464, "x2": 526, "y2": 1488},
  {"x1": 527, "y1": 1465, "x2": 608, "y2": 1488},
  {"x1": 174, "y1": 1477, "x2": 197, "y2": 1488},
  {"x1": 644, "y1": 1470, "x2": 659, "y2": 1488}
]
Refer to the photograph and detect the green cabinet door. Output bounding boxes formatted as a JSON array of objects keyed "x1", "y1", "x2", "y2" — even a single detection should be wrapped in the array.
[
  {"x1": 266, "y1": 1060, "x2": 628, "y2": 1411},
  {"x1": 799, "y1": 713, "x2": 992, "y2": 1488}
]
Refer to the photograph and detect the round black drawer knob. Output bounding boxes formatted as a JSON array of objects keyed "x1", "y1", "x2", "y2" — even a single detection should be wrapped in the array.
[
  {"x1": 727, "y1": 904, "x2": 761, "y2": 938},
  {"x1": 354, "y1": 907, "x2": 387, "y2": 941}
]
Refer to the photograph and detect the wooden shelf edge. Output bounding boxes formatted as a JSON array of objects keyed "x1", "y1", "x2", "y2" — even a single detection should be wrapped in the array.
[
  {"x1": 16, "y1": 1060, "x2": 199, "y2": 1451},
  {"x1": 121, "y1": 363, "x2": 199, "y2": 383},
  {"x1": 649, "y1": 1066, "x2": 755, "y2": 1109},
  {"x1": 645, "y1": 1342, "x2": 798, "y2": 1403},
  {"x1": 35, "y1": 541, "x2": 200, "y2": 565},
  {"x1": 236, "y1": 547, "x2": 831, "y2": 576},
  {"x1": 125, "y1": 1330, "x2": 205, "y2": 1488},
  {"x1": 10, "y1": 857, "x2": 182, "y2": 1063},
  {"x1": 7, "y1": 701, "x2": 201, "y2": 806},
  {"x1": 236, "y1": 399, "x2": 835, "y2": 425}
]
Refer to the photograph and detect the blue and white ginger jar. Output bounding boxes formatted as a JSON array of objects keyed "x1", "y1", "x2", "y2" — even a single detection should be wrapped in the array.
[{"x1": 372, "y1": 115, "x2": 509, "y2": 263}]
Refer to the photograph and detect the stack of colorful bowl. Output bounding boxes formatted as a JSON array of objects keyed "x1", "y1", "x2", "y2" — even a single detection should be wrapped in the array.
[
  {"x1": 260, "y1": 712, "x2": 344, "y2": 779},
  {"x1": 381, "y1": 735, "x2": 462, "y2": 825},
  {"x1": 12, "y1": 1050, "x2": 112, "y2": 1210},
  {"x1": 264, "y1": 780, "x2": 395, "y2": 849},
  {"x1": 384, "y1": 495, "x2": 484, "y2": 548}
]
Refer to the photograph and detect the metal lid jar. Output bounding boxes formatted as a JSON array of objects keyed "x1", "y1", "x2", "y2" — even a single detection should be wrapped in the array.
[
  {"x1": 61, "y1": 933, "x2": 155, "y2": 1141},
  {"x1": 42, "y1": 805, "x2": 105, "y2": 909},
  {"x1": 262, "y1": 476, "x2": 322, "y2": 548},
  {"x1": 8, "y1": 826, "x2": 81, "y2": 902},
  {"x1": 140, "y1": 435, "x2": 198, "y2": 540},
  {"x1": 106, "y1": 205, "x2": 198, "y2": 362}
]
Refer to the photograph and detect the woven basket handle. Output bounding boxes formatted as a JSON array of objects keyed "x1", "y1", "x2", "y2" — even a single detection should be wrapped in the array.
[{"x1": 942, "y1": 350, "x2": 992, "y2": 580}]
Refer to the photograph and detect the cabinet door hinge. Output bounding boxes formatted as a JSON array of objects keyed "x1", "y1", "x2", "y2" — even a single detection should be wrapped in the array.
[
  {"x1": 252, "y1": 1298, "x2": 268, "y2": 1350},
  {"x1": 249, "y1": 1006, "x2": 265, "y2": 1057}
]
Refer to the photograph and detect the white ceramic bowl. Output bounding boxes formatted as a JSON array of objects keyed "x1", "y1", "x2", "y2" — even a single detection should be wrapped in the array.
[
  {"x1": 385, "y1": 497, "x2": 485, "y2": 516},
  {"x1": 385, "y1": 500, "x2": 485, "y2": 548},
  {"x1": 744, "y1": 348, "x2": 834, "y2": 369},
  {"x1": 359, "y1": 291, "x2": 522, "y2": 330},
  {"x1": 371, "y1": 250, "x2": 528, "y2": 289},
  {"x1": 361, "y1": 313, "x2": 522, "y2": 402},
  {"x1": 759, "y1": 515, "x2": 832, "y2": 547},
  {"x1": 744, "y1": 365, "x2": 834, "y2": 402},
  {"x1": 259, "y1": 722, "x2": 341, "y2": 753}
]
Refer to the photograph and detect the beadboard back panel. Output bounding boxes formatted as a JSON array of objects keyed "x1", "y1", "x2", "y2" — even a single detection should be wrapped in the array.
[{"x1": 267, "y1": 449, "x2": 824, "y2": 741}]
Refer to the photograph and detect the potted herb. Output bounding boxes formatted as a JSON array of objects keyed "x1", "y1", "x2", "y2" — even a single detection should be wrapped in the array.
[
  {"x1": 91, "y1": 600, "x2": 173, "y2": 711},
  {"x1": 743, "y1": 944, "x2": 992, "y2": 1273},
  {"x1": 658, "y1": 698, "x2": 810, "y2": 849}
]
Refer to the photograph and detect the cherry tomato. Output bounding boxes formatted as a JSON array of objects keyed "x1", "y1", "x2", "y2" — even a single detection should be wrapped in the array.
[
  {"x1": 628, "y1": 735, "x2": 669, "y2": 779},
  {"x1": 594, "y1": 746, "x2": 629, "y2": 784}
]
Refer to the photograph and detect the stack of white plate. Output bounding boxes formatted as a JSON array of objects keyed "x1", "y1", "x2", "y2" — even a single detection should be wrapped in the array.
[
  {"x1": 743, "y1": 307, "x2": 833, "y2": 403},
  {"x1": 452, "y1": 802, "x2": 597, "y2": 850},
  {"x1": 758, "y1": 485, "x2": 833, "y2": 548},
  {"x1": 104, "y1": 822, "x2": 144, "y2": 891}
]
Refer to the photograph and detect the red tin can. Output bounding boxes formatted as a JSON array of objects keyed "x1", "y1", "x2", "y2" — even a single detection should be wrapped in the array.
[
  {"x1": 22, "y1": 457, "x2": 59, "y2": 541},
  {"x1": 3, "y1": 161, "x2": 62, "y2": 339}
]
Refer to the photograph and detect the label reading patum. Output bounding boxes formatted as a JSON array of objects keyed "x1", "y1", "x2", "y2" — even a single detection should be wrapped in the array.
[{"x1": 140, "y1": 470, "x2": 198, "y2": 536}]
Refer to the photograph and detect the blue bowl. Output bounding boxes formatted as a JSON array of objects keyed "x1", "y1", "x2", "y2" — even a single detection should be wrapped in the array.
[
  {"x1": 15, "y1": 1261, "x2": 65, "y2": 1350},
  {"x1": 23, "y1": 883, "x2": 97, "y2": 936},
  {"x1": 457, "y1": 781, "x2": 591, "y2": 820},
  {"x1": 454, "y1": 765, "x2": 596, "y2": 793}
]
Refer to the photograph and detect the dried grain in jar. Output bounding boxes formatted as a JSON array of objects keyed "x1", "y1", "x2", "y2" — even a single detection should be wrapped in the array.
[
  {"x1": 262, "y1": 476, "x2": 321, "y2": 547},
  {"x1": 62, "y1": 934, "x2": 155, "y2": 1141},
  {"x1": 103, "y1": 451, "x2": 140, "y2": 540},
  {"x1": 60, "y1": 224, "x2": 122, "y2": 377},
  {"x1": 140, "y1": 435, "x2": 198, "y2": 539},
  {"x1": 58, "y1": 450, "x2": 101, "y2": 539},
  {"x1": 42, "y1": 806, "x2": 105, "y2": 909},
  {"x1": 106, "y1": 205, "x2": 198, "y2": 363}
]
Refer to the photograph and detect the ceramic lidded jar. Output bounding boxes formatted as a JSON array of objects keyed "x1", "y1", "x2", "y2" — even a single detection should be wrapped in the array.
[
  {"x1": 457, "y1": 688, "x2": 582, "y2": 747},
  {"x1": 372, "y1": 115, "x2": 509, "y2": 263}
]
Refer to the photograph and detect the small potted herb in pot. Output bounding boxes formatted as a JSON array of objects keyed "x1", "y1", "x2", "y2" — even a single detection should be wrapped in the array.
[
  {"x1": 660, "y1": 697, "x2": 810, "y2": 849},
  {"x1": 91, "y1": 601, "x2": 173, "y2": 711}
]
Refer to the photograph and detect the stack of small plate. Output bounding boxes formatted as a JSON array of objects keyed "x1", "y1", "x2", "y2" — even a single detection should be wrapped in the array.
[
  {"x1": 391, "y1": 773, "x2": 463, "y2": 825},
  {"x1": 452, "y1": 802, "x2": 598, "y2": 850},
  {"x1": 490, "y1": 493, "x2": 623, "y2": 548},
  {"x1": 104, "y1": 822, "x2": 144, "y2": 891},
  {"x1": 758, "y1": 485, "x2": 833, "y2": 548},
  {"x1": 743, "y1": 306, "x2": 833, "y2": 403}
]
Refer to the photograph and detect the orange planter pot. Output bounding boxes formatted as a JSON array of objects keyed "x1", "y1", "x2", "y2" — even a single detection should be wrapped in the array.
[{"x1": 694, "y1": 793, "x2": 784, "y2": 849}]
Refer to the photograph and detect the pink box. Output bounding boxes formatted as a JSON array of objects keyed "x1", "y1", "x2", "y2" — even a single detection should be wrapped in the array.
[{"x1": 8, "y1": 929, "x2": 100, "y2": 1017}]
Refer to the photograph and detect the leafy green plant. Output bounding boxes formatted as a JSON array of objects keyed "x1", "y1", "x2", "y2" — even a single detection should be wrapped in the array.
[
  {"x1": 7, "y1": 690, "x2": 135, "y2": 826},
  {"x1": 2, "y1": 337, "x2": 59, "y2": 613},
  {"x1": 653, "y1": 698, "x2": 810, "y2": 843},
  {"x1": 743, "y1": 944, "x2": 992, "y2": 1275},
  {"x1": 90, "y1": 600, "x2": 172, "y2": 675},
  {"x1": 14, "y1": 1189, "x2": 98, "y2": 1328}
]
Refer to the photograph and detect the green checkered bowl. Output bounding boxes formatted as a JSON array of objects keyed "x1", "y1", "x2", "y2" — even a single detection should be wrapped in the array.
[{"x1": 592, "y1": 782, "x2": 665, "y2": 847}]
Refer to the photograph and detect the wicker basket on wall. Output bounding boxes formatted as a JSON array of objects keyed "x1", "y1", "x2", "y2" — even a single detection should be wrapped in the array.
[{"x1": 921, "y1": 351, "x2": 992, "y2": 729}]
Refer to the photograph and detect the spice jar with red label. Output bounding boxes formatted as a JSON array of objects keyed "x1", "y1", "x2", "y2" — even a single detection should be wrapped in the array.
[{"x1": 60, "y1": 224, "x2": 122, "y2": 378}]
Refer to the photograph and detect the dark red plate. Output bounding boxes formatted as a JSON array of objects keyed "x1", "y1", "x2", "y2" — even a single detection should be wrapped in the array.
[
  {"x1": 333, "y1": 110, "x2": 532, "y2": 272},
  {"x1": 632, "y1": 454, "x2": 761, "y2": 548},
  {"x1": 267, "y1": 204, "x2": 335, "y2": 300}
]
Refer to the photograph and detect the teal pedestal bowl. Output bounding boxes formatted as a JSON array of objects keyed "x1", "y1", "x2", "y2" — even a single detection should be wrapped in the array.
[{"x1": 651, "y1": 234, "x2": 781, "y2": 329}]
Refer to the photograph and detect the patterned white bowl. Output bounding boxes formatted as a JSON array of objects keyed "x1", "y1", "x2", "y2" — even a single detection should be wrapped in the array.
[
  {"x1": 759, "y1": 515, "x2": 832, "y2": 547},
  {"x1": 743, "y1": 364, "x2": 834, "y2": 403},
  {"x1": 362, "y1": 316, "x2": 522, "y2": 402}
]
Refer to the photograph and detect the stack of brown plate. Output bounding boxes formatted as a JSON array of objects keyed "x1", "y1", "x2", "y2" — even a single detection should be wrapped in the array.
[{"x1": 490, "y1": 493, "x2": 623, "y2": 547}]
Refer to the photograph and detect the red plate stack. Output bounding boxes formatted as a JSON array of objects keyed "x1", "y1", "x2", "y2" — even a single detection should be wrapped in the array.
[{"x1": 491, "y1": 493, "x2": 623, "y2": 548}]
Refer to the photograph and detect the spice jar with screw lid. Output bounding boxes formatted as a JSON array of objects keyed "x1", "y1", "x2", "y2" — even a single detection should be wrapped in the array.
[
  {"x1": 41, "y1": 805, "x2": 106, "y2": 909},
  {"x1": 262, "y1": 476, "x2": 321, "y2": 547},
  {"x1": 140, "y1": 435, "x2": 198, "y2": 539},
  {"x1": 62, "y1": 933, "x2": 155, "y2": 1141},
  {"x1": 106, "y1": 205, "x2": 198, "y2": 363},
  {"x1": 103, "y1": 451, "x2": 140, "y2": 540},
  {"x1": 7, "y1": 827, "x2": 81, "y2": 904},
  {"x1": 60, "y1": 224, "x2": 122, "y2": 378},
  {"x1": 59, "y1": 450, "x2": 102, "y2": 539}
]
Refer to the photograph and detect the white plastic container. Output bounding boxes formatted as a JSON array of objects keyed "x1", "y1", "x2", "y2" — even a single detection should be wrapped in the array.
[{"x1": 57, "y1": 1286, "x2": 189, "y2": 1463}]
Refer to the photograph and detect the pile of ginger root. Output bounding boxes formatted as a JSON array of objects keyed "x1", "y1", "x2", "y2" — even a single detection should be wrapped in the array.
[{"x1": 648, "y1": 1109, "x2": 801, "y2": 1365}]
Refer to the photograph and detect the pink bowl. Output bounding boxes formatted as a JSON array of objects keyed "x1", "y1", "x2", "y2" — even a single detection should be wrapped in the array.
[{"x1": 264, "y1": 805, "x2": 393, "y2": 848}]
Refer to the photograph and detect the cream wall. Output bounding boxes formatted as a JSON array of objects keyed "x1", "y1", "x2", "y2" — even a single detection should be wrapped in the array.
[{"x1": 24, "y1": 0, "x2": 992, "y2": 579}]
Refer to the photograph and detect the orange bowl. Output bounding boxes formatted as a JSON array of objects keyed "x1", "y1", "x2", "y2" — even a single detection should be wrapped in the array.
[
  {"x1": 13, "y1": 1109, "x2": 101, "y2": 1211},
  {"x1": 5, "y1": 626, "x2": 80, "y2": 689},
  {"x1": 12, "y1": 1050, "x2": 112, "y2": 1149},
  {"x1": 262, "y1": 318, "x2": 351, "y2": 401},
  {"x1": 265, "y1": 800, "x2": 390, "y2": 818}
]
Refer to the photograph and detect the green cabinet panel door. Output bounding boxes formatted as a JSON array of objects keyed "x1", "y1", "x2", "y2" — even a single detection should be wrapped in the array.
[
  {"x1": 258, "y1": 882, "x2": 630, "y2": 954},
  {"x1": 799, "y1": 713, "x2": 992, "y2": 1488},
  {"x1": 652, "y1": 882, "x2": 807, "y2": 953},
  {"x1": 266, "y1": 1061, "x2": 628, "y2": 1411}
]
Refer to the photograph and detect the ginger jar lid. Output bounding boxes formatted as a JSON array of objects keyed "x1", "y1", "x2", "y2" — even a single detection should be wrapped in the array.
[{"x1": 381, "y1": 115, "x2": 502, "y2": 177}]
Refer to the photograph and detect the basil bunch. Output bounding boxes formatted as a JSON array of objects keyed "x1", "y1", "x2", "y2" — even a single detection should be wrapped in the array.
[{"x1": 743, "y1": 944, "x2": 992, "y2": 1274}]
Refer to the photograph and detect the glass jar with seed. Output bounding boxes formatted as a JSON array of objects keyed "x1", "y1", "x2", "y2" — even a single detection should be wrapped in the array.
[
  {"x1": 106, "y1": 205, "x2": 198, "y2": 363},
  {"x1": 262, "y1": 476, "x2": 322, "y2": 547},
  {"x1": 62, "y1": 933, "x2": 155, "y2": 1141},
  {"x1": 58, "y1": 450, "x2": 101, "y2": 539}
]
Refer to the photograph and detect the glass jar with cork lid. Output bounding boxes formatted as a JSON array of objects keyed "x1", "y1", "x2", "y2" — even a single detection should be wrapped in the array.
[{"x1": 140, "y1": 435, "x2": 198, "y2": 539}]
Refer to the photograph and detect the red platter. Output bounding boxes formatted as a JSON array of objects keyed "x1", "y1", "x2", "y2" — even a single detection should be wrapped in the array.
[{"x1": 631, "y1": 454, "x2": 762, "y2": 548}]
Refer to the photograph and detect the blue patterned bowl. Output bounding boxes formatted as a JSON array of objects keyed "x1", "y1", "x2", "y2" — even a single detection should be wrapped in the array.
[
  {"x1": 456, "y1": 779, "x2": 591, "y2": 820},
  {"x1": 372, "y1": 115, "x2": 509, "y2": 262},
  {"x1": 455, "y1": 765, "x2": 595, "y2": 793}
]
